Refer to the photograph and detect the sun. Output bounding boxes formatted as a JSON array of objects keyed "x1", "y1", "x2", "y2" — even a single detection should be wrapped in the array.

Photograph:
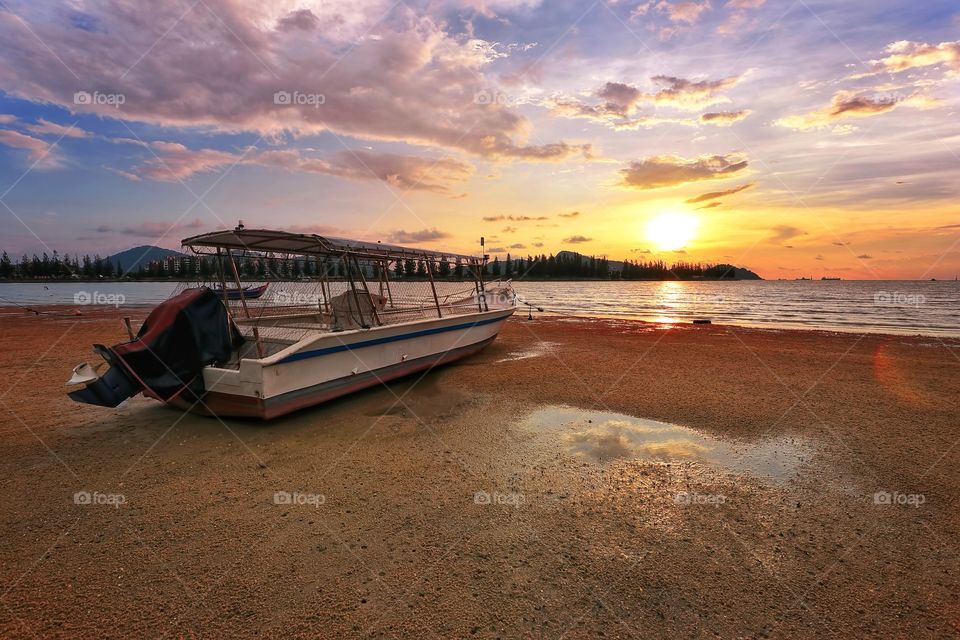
[{"x1": 645, "y1": 212, "x2": 699, "y2": 251}]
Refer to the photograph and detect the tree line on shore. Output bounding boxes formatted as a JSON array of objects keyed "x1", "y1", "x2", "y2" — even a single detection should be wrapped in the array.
[{"x1": 0, "y1": 250, "x2": 744, "y2": 281}]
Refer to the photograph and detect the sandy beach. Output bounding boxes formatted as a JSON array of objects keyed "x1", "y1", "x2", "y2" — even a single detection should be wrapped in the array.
[{"x1": 1, "y1": 306, "x2": 958, "y2": 638}]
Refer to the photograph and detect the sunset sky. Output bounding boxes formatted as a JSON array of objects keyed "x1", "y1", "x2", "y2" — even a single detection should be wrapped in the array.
[{"x1": 0, "y1": 0, "x2": 958, "y2": 279}]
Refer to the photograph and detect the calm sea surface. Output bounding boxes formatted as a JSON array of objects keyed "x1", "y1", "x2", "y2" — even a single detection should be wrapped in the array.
[{"x1": 1, "y1": 280, "x2": 958, "y2": 337}]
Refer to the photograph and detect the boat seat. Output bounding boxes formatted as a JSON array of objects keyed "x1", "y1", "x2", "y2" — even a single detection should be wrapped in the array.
[{"x1": 329, "y1": 290, "x2": 387, "y2": 329}]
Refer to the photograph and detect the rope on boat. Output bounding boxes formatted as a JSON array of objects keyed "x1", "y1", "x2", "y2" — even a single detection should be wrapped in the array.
[{"x1": 513, "y1": 293, "x2": 595, "y2": 321}]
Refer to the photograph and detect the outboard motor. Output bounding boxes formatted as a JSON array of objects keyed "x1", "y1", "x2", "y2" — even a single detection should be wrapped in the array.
[{"x1": 67, "y1": 287, "x2": 242, "y2": 407}]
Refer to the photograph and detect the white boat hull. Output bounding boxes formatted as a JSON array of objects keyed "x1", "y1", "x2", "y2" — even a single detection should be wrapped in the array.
[{"x1": 173, "y1": 307, "x2": 515, "y2": 419}]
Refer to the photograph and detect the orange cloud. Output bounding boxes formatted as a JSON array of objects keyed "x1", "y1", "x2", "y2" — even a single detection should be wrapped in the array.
[
  {"x1": 699, "y1": 109, "x2": 751, "y2": 125},
  {"x1": 686, "y1": 182, "x2": 754, "y2": 203},
  {"x1": 860, "y1": 40, "x2": 960, "y2": 76},
  {"x1": 619, "y1": 153, "x2": 748, "y2": 189},
  {"x1": 386, "y1": 228, "x2": 451, "y2": 243},
  {"x1": 125, "y1": 142, "x2": 475, "y2": 193},
  {"x1": 775, "y1": 91, "x2": 940, "y2": 130}
]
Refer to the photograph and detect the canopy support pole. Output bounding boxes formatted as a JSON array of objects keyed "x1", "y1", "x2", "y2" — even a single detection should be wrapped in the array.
[
  {"x1": 382, "y1": 260, "x2": 394, "y2": 307},
  {"x1": 343, "y1": 253, "x2": 369, "y2": 329},
  {"x1": 324, "y1": 260, "x2": 342, "y2": 330},
  {"x1": 424, "y1": 255, "x2": 443, "y2": 318},
  {"x1": 475, "y1": 260, "x2": 488, "y2": 312},
  {"x1": 352, "y1": 255, "x2": 382, "y2": 326},
  {"x1": 470, "y1": 264, "x2": 483, "y2": 313},
  {"x1": 317, "y1": 256, "x2": 330, "y2": 314},
  {"x1": 215, "y1": 248, "x2": 233, "y2": 334},
  {"x1": 227, "y1": 250, "x2": 264, "y2": 358}
]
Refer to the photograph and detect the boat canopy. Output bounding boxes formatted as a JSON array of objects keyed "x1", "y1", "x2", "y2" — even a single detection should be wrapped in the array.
[{"x1": 182, "y1": 228, "x2": 482, "y2": 264}]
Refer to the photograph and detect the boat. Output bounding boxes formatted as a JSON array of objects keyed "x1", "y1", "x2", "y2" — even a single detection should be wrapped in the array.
[
  {"x1": 66, "y1": 227, "x2": 517, "y2": 419},
  {"x1": 212, "y1": 283, "x2": 269, "y2": 300}
]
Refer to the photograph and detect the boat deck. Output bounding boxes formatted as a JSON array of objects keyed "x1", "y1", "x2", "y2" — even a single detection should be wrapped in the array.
[{"x1": 227, "y1": 302, "x2": 498, "y2": 365}]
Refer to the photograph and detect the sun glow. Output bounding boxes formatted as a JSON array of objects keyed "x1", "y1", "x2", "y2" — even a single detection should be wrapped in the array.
[{"x1": 645, "y1": 212, "x2": 699, "y2": 251}]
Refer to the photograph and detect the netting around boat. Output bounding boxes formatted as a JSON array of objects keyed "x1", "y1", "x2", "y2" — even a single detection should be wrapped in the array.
[{"x1": 170, "y1": 276, "x2": 486, "y2": 353}]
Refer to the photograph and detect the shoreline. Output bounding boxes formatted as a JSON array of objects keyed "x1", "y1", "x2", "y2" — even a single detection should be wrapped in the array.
[
  {"x1": 3, "y1": 303, "x2": 959, "y2": 341},
  {"x1": 1, "y1": 277, "x2": 956, "y2": 283}
]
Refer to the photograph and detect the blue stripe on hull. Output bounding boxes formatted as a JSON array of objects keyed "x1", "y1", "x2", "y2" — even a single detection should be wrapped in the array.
[{"x1": 277, "y1": 311, "x2": 512, "y2": 364}]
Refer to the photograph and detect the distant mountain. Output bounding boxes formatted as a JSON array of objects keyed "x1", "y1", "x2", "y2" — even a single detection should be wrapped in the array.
[
  {"x1": 703, "y1": 264, "x2": 762, "y2": 280},
  {"x1": 556, "y1": 250, "x2": 624, "y2": 274},
  {"x1": 555, "y1": 250, "x2": 761, "y2": 280},
  {"x1": 107, "y1": 245, "x2": 187, "y2": 272}
]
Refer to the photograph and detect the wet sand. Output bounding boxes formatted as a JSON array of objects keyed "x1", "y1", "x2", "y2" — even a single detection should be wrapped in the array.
[{"x1": 0, "y1": 306, "x2": 958, "y2": 638}]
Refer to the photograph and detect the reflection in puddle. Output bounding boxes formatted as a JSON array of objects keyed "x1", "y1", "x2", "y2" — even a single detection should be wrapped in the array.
[{"x1": 522, "y1": 406, "x2": 811, "y2": 482}]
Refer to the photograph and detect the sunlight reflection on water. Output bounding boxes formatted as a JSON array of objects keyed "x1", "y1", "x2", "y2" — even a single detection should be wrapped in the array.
[{"x1": 511, "y1": 279, "x2": 960, "y2": 336}]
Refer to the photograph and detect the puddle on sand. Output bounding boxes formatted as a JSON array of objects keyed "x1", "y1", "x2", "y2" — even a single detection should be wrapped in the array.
[
  {"x1": 522, "y1": 405, "x2": 811, "y2": 482},
  {"x1": 495, "y1": 341, "x2": 560, "y2": 363}
]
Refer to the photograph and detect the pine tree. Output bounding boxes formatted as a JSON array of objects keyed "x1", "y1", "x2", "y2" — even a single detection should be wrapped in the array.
[{"x1": 0, "y1": 251, "x2": 12, "y2": 278}]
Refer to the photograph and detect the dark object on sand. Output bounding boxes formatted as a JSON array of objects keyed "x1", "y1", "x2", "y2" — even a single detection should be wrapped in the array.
[
  {"x1": 693, "y1": 319, "x2": 712, "y2": 325},
  {"x1": 68, "y1": 287, "x2": 241, "y2": 407}
]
